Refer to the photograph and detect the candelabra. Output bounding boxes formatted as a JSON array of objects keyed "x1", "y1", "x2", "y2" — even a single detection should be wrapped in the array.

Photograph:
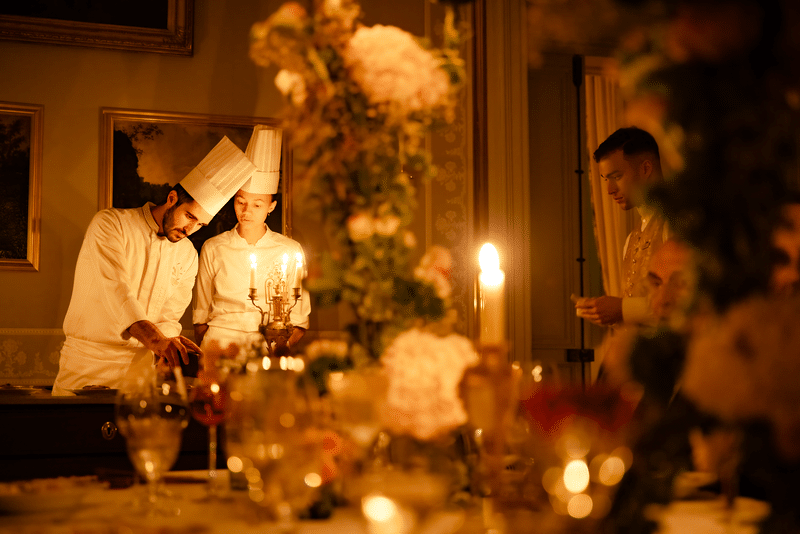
[{"x1": 248, "y1": 281, "x2": 301, "y2": 357}]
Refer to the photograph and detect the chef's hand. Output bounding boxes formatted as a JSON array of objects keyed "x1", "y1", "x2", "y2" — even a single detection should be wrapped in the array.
[
  {"x1": 575, "y1": 295, "x2": 623, "y2": 326},
  {"x1": 153, "y1": 335, "x2": 201, "y2": 369},
  {"x1": 128, "y1": 320, "x2": 202, "y2": 369}
]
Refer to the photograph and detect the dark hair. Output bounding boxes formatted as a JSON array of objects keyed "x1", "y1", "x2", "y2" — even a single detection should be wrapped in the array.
[
  {"x1": 170, "y1": 183, "x2": 195, "y2": 207},
  {"x1": 594, "y1": 127, "x2": 660, "y2": 163}
]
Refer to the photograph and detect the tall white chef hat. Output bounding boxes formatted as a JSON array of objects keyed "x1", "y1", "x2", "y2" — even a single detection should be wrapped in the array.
[
  {"x1": 241, "y1": 125, "x2": 283, "y2": 195},
  {"x1": 179, "y1": 136, "x2": 257, "y2": 217}
]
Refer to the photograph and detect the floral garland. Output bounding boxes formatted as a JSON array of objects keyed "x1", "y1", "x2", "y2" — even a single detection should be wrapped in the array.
[{"x1": 250, "y1": 0, "x2": 466, "y2": 363}]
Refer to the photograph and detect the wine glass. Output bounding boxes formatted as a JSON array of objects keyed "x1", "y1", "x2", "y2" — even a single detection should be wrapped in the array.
[
  {"x1": 115, "y1": 366, "x2": 186, "y2": 516},
  {"x1": 230, "y1": 358, "x2": 323, "y2": 531},
  {"x1": 189, "y1": 362, "x2": 228, "y2": 498}
]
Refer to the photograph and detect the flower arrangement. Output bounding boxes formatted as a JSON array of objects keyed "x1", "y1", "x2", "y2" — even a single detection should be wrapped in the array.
[
  {"x1": 249, "y1": 0, "x2": 466, "y2": 362},
  {"x1": 380, "y1": 328, "x2": 478, "y2": 441}
]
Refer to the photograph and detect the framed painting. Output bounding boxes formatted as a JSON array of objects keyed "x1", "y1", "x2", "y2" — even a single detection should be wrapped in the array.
[
  {"x1": 0, "y1": 102, "x2": 43, "y2": 272},
  {"x1": 99, "y1": 108, "x2": 291, "y2": 252},
  {"x1": 0, "y1": 0, "x2": 193, "y2": 56}
]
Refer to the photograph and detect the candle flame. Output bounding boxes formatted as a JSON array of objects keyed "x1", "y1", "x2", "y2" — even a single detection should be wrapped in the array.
[
  {"x1": 479, "y1": 243, "x2": 500, "y2": 273},
  {"x1": 282, "y1": 253, "x2": 288, "y2": 266},
  {"x1": 250, "y1": 253, "x2": 257, "y2": 268},
  {"x1": 295, "y1": 251, "x2": 303, "y2": 268}
]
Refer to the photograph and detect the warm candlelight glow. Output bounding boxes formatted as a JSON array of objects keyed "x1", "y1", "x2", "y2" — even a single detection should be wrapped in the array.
[
  {"x1": 478, "y1": 243, "x2": 505, "y2": 343},
  {"x1": 479, "y1": 243, "x2": 500, "y2": 274},
  {"x1": 293, "y1": 252, "x2": 304, "y2": 289},
  {"x1": 281, "y1": 253, "x2": 289, "y2": 281},
  {"x1": 249, "y1": 253, "x2": 257, "y2": 290}
]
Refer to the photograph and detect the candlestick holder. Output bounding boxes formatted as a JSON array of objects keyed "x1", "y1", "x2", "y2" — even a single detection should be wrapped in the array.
[
  {"x1": 247, "y1": 284, "x2": 301, "y2": 357},
  {"x1": 460, "y1": 341, "x2": 520, "y2": 527}
]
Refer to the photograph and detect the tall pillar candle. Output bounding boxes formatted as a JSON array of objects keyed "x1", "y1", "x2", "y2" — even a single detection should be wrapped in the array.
[
  {"x1": 293, "y1": 252, "x2": 303, "y2": 289},
  {"x1": 478, "y1": 243, "x2": 505, "y2": 344},
  {"x1": 249, "y1": 253, "x2": 257, "y2": 291}
]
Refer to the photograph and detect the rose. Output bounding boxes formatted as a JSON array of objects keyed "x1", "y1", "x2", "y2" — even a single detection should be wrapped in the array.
[
  {"x1": 346, "y1": 212, "x2": 374, "y2": 241},
  {"x1": 342, "y1": 24, "x2": 450, "y2": 113},
  {"x1": 271, "y1": 1, "x2": 308, "y2": 27},
  {"x1": 275, "y1": 69, "x2": 307, "y2": 105},
  {"x1": 414, "y1": 245, "x2": 453, "y2": 299},
  {"x1": 374, "y1": 215, "x2": 401, "y2": 236}
]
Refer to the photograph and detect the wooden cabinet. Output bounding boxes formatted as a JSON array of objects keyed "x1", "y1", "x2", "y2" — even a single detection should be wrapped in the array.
[{"x1": 0, "y1": 394, "x2": 221, "y2": 482}]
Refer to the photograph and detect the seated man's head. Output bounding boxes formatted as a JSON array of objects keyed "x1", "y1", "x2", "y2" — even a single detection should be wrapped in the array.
[
  {"x1": 234, "y1": 189, "x2": 277, "y2": 228},
  {"x1": 594, "y1": 127, "x2": 662, "y2": 211},
  {"x1": 647, "y1": 239, "x2": 692, "y2": 323},
  {"x1": 159, "y1": 184, "x2": 213, "y2": 243},
  {"x1": 770, "y1": 193, "x2": 800, "y2": 296}
]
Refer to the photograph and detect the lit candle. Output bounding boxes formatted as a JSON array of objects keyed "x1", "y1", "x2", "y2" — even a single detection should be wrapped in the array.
[
  {"x1": 478, "y1": 243, "x2": 505, "y2": 344},
  {"x1": 293, "y1": 252, "x2": 303, "y2": 289},
  {"x1": 281, "y1": 253, "x2": 288, "y2": 281},
  {"x1": 249, "y1": 253, "x2": 257, "y2": 290}
]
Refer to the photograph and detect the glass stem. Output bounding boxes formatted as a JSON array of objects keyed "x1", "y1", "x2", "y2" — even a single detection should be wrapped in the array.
[
  {"x1": 147, "y1": 475, "x2": 159, "y2": 505},
  {"x1": 209, "y1": 423, "x2": 217, "y2": 472}
]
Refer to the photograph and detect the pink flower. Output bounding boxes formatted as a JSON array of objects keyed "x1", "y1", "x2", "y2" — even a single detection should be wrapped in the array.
[
  {"x1": 346, "y1": 212, "x2": 374, "y2": 241},
  {"x1": 343, "y1": 25, "x2": 450, "y2": 113},
  {"x1": 414, "y1": 245, "x2": 453, "y2": 299},
  {"x1": 683, "y1": 296, "x2": 800, "y2": 460},
  {"x1": 380, "y1": 329, "x2": 478, "y2": 441},
  {"x1": 374, "y1": 215, "x2": 401, "y2": 236}
]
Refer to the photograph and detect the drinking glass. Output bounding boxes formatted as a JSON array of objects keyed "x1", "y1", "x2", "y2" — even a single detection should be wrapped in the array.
[
  {"x1": 228, "y1": 357, "x2": 323, "y2": 531},
  {"x1": 189, "y1": 365, "x2": 228, "y2": 498},
  {"x1": 115, "y1": 367, "x2": 187, "y2": 516}
]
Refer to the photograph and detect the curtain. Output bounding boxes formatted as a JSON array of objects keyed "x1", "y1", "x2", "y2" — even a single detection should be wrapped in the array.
[
  {"x1": 584, "y1": 60, "x2": 638, "y2": 383},
  {"x1": 584, "y1": 65, "x2": 637, "y2": 298}
]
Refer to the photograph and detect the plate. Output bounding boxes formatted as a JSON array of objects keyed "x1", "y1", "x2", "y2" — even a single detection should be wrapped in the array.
[{"x1": 69, "y1": 387, "x2": 118, "y2": 396}]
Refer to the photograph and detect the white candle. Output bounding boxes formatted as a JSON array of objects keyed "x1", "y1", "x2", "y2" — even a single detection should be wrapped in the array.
[
  {"x1": 249, "y1": 253, "x2": 257, "y2": 290},
  {"x1": 478, "y1": 243, "x2": 505, "y2": 344},
  {"x1": 293, "y1": 252, "x2": 304, "y2": 289},
  {"x1": 281, "y1": 253, "x2": 288, "y2": 281}
]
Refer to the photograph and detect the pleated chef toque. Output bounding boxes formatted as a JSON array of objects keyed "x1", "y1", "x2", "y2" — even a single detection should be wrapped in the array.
[
  {"x1": 241, "y1": 125, "x2": 283, "y2": 195},
  {"x1": 179, "y1": 136, "x2": 257, "y2": 217}
]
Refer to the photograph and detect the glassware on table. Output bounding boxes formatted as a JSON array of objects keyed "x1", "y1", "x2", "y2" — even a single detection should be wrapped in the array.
[
  {"x1": 188, "y1": 363, "x2": 229, "y2": 499},
  {"x1": 115, "y1": 366, "x2": 187, "y2": 516},
  {"x1": 227, "y1": 356, "x2": 323, "y2": 531},
  {"x1": 327, "y1": 368, "x2": 387, "y2": 452}
]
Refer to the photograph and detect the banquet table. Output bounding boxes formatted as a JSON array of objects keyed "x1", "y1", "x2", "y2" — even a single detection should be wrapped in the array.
[
  {"x1": 0, "y1": 471, "x2": 373, "y2": 534},
  {"x1": 0, "y1": 469, "x2": 771, "y2": 534}
]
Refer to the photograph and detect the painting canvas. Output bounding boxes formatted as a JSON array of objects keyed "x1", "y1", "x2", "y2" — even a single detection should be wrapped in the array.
[
  {"x1": 0, "y1": 0, "x2": 193, "y2": 55},
  {"x1": 100, "y1": 108, "x2": 290, "y2": 252},
  {"x1": 0, "y1": 102, "x2": 42, "y2": 271}
]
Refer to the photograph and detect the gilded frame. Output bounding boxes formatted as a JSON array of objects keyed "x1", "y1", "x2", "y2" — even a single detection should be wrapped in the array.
[
  {"x1": 0, "y1": 0, "x2": 193, "y2": 56},
  {"x1": 0, "y1": 102, "x2": 43, "y2": 272},
  {"x1": 99, "y1": 108, "x2": 292, "y2": 249}
]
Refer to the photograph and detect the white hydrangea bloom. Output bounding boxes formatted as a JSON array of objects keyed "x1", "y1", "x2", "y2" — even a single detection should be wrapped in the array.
[
  {"x1": 343, "y1": 25, "x2": 450, "y2": 113},
  {"x1": 380, "y1": 328, "x2": 478, "y2": 440}
]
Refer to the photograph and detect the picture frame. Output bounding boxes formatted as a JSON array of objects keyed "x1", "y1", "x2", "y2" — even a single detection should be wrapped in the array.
[
  {"x1": 0, "y1": 0, "x2": 193, "y2": 56},
  {"x1": 0, "y1": 102, "x2": 43, "y2": 272},
  {"x1": 99, "y1": 107, "x2": 292, "y2": 252}
]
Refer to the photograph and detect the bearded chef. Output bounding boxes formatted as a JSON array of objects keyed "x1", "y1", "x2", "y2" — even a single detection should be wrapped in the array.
[
  {"x1": 193, "y1": 125, "x2": 310, "y2": 352},
  {"x1": 52, "y1": 136, "x2": 256, "y2": 395}
]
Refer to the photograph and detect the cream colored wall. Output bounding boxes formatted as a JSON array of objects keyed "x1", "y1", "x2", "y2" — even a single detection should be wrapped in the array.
[{"x1": 0, "y1": 1, "x2": 474, "y2": 382}]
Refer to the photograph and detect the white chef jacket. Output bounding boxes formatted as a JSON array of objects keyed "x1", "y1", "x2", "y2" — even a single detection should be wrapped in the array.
[
  {"x1": 53, "y1": 204, "x2": 198, "y2": 394},
  {"x1": 193, "y1": 224, "x2": 310, "y2": 348}
]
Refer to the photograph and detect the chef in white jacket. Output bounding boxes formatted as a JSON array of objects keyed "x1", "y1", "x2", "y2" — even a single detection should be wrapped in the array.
[
  {"x1": 53, "y1": 137, "x2": 256, "y2": 395},
  {"x1": 193, "y1": 125, "x2": 310, "y2": 352}
]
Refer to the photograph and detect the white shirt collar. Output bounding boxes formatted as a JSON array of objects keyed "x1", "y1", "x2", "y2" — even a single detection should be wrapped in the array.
[
  {"x1": 142, "y1": 202, "x2": 160, "y2": 234},
  {"x1": 637, "y1": 205, "x2": 655, "y2": 231}
]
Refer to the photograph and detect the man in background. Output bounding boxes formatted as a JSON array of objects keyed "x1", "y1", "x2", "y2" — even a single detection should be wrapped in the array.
[{"x1": 576, "y1": 127, "x2": 669, "y2": 328}]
